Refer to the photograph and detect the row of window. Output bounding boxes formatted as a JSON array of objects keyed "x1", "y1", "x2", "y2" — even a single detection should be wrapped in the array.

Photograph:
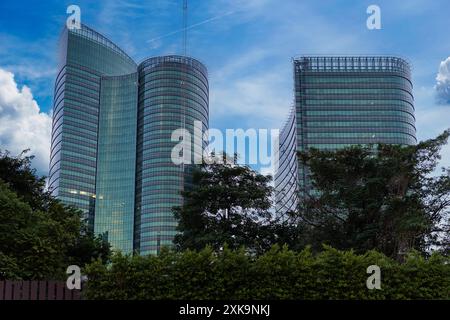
[
  {"x1": 297, "y1": 95, "x2": 414, "y2": 106},
  {"x1": 60, "y1": 171, "x2": 96, "y2": 185},
  {"x1": 298, "y1": 82, "x2": 412, "y2": 91},
  {"x1": 140, "y1": 69, "x2": 208, "y2": 87},
  {"x1": 299, "y1": 134, "x2": 417, "y2": 144},
  {"x1": 306, "y1": 132, "x2": 415, "y2": 139},
  {"x1": 66, "y1": 65, "x2": 101, "y2": 82},
  {"x1": 61, "y1": 149, "x2": 96, "y2": 162},
  {"x1": 141, "y1": 115, "x2": 204, "y2": 128},
  {"x1": 140, "y1": 108, "x2": 208, "y2": 125},
  {"x1": 141, "y1": 202, "x2": 182, "y2": 211},
  {"x1": 306, "y1": 120, "x2": 415, "y2": 128},
  {"x1": 304, "y1": 142, "x2": 413, "y2": 150},
  {"x1": 64, "y1": 91, "x2": 100, "y2": 105},
  {"x1": 299, "y1": 75, "x2": 411, "y2": 84},
  {"x1": 65, "y1": 81, "x2": 100, "y2": 97},
  {"x1": 306, "y1": 116, "x2": 415, "y2": 127},
  {"x1": 301, "y1": 99, "x2": 414, "y2": 108},
  {"x1": 140, "y1": 66, "x2": 207, "y2": 87},
  {"x1": 139, "y1": 94, "x2": 208, "y2": 116},
  {"x1": 305, "y1": 110, "x2": 414, "y2": 117},
  {"x1": 140, "y1": 77, "x2": 208, "y2": 98}
]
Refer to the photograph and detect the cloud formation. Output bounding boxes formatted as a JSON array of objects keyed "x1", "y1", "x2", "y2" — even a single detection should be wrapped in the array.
[
  {"x1": 436, "y1": 57, "x2": 450, "y2": 104},
  {"x1": 0, "y1": 68, "x2": 52, "y2": 174}
]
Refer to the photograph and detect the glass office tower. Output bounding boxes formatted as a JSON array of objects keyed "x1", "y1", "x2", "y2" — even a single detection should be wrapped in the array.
[
  {"x1": 136, "y1": 56, "x2": 209, "y2": 255},
  {"x1": 49, "y1": 25, "x2": 209, "y2": 254},
  {"x1": 275, "y1": 56, "x2": 416, "y2": 215},
  {"x1": 48, "y1": 25, "x2": 138, "y2": 253}
]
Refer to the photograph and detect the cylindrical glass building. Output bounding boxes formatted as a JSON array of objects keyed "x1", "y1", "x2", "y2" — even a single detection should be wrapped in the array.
[{"x1": 136, "y1": 56, "x2": 209, "y2": 255}]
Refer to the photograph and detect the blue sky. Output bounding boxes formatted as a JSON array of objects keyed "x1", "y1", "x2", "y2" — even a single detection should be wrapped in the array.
[{"x1": 0, "y1": 0, "x2": 450, "y2": 174}]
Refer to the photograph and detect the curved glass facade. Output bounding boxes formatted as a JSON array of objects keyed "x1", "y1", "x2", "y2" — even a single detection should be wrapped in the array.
[
  {"x1": 49, "y1": 25, "x2": 137, "y2": 237},
  {"x1": 136, "y1": 56, "x2": 209, "y2": 255},
  {"x1": 275, "y1": 56, "x2": 417, "y2": 215},
  {"x1": 50, "y1": 26, "x2": 210, "y2": 255},
  {"x1": 50, "y1": 25, "x2": 210, "y2": 255},
  {"x1": 274, "y1": 109, "x2": 298, "y2": 215},
  {"x1": 94, "y1": 73, "x2": 138, "y2": 253}
]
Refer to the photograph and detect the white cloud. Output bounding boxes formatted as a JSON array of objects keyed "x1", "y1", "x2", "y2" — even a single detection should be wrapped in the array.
[
  {"x1": 0, "y1": 68, "x2": 52, "y2": 174},
  {"x1": 210, "y1": 70, "x2": 292, "y2": 128},
  {"x1": 435, "y1": 56, "x2": 450, "y2": 104},
  {"x1": 414, "y1": 85, "x2": 450, "y2": 170},
  {"x1": 416, "y1": 104, "x2": 450, "y2": 170},
  {"x1": 206, "y1": 0, "x2": 271, "y2": 22},
  {"x1": 2, "y1": 64, "x2": 56, "y2": 81},
  {"x1": 212, "y1": 48, "x2": 270, "y2": 80},
  {"x1": 206, "y1": 1, "x2": 373, "y2": 132}
]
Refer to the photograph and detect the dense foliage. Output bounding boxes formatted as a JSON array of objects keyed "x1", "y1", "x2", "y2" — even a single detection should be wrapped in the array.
[
  {"x1": 174, "y1": 132, "x2": 450, "y2": 260},
  {"x1": 84, "y1": 245, "x2": 450, "y2": 300},
  {"x1": 296, "y1": 131, "x2": 450, "y2": 260},
  {"x1": 0, "y1": 150, "x2": 110, "y2": 280},
  {"x1": 174, "y1": 155, "x2": 287, "y2": 253}
]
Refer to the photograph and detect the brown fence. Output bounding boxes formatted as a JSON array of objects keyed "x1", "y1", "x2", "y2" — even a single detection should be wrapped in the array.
[{"x1": 0, "y1": 280, "x2": 82, "y2": 300}]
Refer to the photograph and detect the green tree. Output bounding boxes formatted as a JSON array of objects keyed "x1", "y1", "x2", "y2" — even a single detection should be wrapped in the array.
[
  {"x1": 296, "y1": 130, "x2": 450, "y2": 260},
  {"x1": 173, "y1": 155, "x2": 283, "y2": 253},
  {"x1": 0, "y1": 150, "x2": 110, "y2": 280}
]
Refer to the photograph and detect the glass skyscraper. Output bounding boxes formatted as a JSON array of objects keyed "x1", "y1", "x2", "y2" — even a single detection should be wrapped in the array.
[
  {"x1": 275, "y1": 56, "x2": 416, "y2": 215},
  {"x1": 136, "y1": 56, "x2": 209, "y2": 255},
  {"x1": 49, "y1": 25, "x2": 209, "y2": 254}
]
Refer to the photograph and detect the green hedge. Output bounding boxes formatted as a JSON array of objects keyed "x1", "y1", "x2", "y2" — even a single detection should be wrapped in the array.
[{"x1": 84, "y1": 245, "x2": 450, "y2": 300}]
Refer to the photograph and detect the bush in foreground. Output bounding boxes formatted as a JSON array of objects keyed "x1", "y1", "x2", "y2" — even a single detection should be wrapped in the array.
[{"x1": 84, "y1": 245, "x2": 449, "y2": 300}]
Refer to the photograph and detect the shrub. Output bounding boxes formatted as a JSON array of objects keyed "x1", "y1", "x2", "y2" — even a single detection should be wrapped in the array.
[{"x1": 84, "y1": 246, "x2": 450, "y2": 300}]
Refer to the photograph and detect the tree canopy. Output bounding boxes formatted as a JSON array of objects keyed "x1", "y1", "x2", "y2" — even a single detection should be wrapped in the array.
[
  {"x1": 0, "y1": 150, "x2": 110, "y2": 280},
  {"x1": 173, "y1": 155, "x2": 285, "y2": 254},
  {"x1": 175, "y1": 132, "x2": 450, "y2": 260},
  {"x1": 296, "y1": 130, "x2": 450, "y2": 260}
]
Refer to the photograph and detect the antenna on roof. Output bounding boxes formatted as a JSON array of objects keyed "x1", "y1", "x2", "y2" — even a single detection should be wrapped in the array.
[{"x1": 183, "y1": 0, "x2": 188, "y2": 56}]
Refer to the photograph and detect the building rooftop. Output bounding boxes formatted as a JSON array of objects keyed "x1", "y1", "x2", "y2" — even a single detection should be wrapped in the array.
[{"x1": 294, "y1": 56, "x2": 411, "y2": 75}]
